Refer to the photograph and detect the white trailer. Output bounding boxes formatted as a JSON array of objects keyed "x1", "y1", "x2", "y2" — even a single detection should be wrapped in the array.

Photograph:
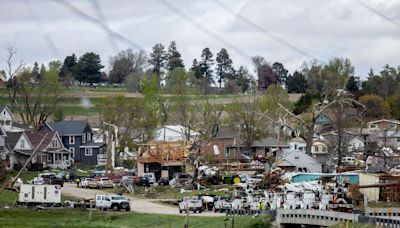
[{"x1": 18, "y1": 184, "x2": 61, "y2": 206}]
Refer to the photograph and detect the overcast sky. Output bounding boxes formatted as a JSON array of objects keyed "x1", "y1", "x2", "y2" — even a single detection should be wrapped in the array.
[{"x1": 1, "y1": 0, "x2": 400, "y2": 78}]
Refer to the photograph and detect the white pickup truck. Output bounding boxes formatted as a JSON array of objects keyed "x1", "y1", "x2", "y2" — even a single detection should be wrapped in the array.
[
  {"x1": 214, "y1": 197, "x2": 232, "y2": 212},
  {"x1": 179, "y1": 196, "x2": 203, "y2": 213},
  {"x1": 95, "y1": 194, "x2": 131, "y2": 211}
]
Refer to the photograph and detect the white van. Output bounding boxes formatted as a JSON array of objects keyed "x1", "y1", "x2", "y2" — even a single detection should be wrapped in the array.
[{"x1": 143, "y1": 172, "x2": 156, "y2": 184}]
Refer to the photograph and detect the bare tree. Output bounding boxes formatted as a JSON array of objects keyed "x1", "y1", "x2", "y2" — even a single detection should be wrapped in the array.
[
  {"x1": 4, "y1": 46, "x2": 25, "y2": 112},
  {"x1": 13, "y1": 68, "x2": 62, "y2": 129}
]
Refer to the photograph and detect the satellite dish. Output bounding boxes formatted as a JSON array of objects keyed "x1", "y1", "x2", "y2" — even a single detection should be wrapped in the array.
[{"x1": 213, "y1": 145, "x2": 220, "y2": 155}]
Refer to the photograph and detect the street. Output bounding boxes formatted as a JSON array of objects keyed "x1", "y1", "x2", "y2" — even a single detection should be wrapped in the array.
[{"x1": 62, "y1": 183, "x2": 222, "y2": 217}]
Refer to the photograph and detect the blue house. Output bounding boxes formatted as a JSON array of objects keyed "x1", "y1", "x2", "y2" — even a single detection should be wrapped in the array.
[{"x1": 41, "y1": 121, "x2": 105, "y2": 166}]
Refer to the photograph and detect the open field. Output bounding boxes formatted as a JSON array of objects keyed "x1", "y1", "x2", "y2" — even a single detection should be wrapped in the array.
[{"x1": 0, "y1": 88, "x2": 302, "y2": 119}]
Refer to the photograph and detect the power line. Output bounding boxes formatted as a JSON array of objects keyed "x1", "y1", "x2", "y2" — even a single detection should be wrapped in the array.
[
  {"x1": 25, "y1": 0, "x2": 61, "y2": 58},
  {"x1": 90, "y1": 0, "x2": 119, "y2": 52},
  {"x1": 214, "y1": 0, "x2": 322, "y2": 62},
  {"x1": 354, "y1": 0, "x2": 400, "y2": 29},
  {"x1": 157, "y1": 0, "x2": 251, "y2": 60},
  {"x1": 56, "y1": 0, "x2": 144, "y2": 51}
]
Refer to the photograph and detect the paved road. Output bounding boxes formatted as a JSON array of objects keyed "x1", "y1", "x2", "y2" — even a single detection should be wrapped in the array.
[{"x1": 62, "y1": 183, "x2": 222, "y2": 217}]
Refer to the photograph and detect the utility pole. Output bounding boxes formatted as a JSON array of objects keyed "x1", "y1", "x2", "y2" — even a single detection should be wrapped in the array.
[{"x1": 104, "y1": 123, "x2": 118, "y2": 173}]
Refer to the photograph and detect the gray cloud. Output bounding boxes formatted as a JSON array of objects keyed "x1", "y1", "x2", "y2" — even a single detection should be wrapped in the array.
[{"x1": 0, "y1": 0, "x2": 399, "y2": 78}]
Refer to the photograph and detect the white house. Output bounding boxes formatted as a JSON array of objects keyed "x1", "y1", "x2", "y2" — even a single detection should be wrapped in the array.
[
  {"x1": 0, "y1": 105, "x2": 25, "y2": 132},
  {"x1": 347, "y1": 135, "x2": 365, "y2": 152},
  {"x1": 5, "y1": 132, "x2": 34, "y2": 169},
  {"x1": 311, "y1": 140, "x2": 328, "y2": 155},
  {"x1": 153, "y1": 125, "x2": 198, "y2": 141},
  {"x1": 289, "y1": 137, "x2": 306, "y2": 152},
  {"x1": 274, "y1": 150, "x2": 322, "y2": 173}
]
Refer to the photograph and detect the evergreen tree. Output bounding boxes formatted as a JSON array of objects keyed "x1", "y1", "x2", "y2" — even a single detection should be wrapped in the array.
[
  {"x1": 190, "y1": 59, "x2": 202, "y2": 79},
  {"x1": 31, "y1": 62, "x2": 40, "y2": 82},
  {"x1": 272, "y1": 62, "x2": 288, "y2": 85},
  {"x1": 148, "y1": 43, "x2": 167, "y2": 78},
  {"x1": 286, "y1": 71, "x2": 307, "y2": 93},
  {"x1": 346, "y1": 75, "x2": 359, "y2": 93},
  {"x1": 76, "y1": 52, "x2": 104, "y2": 83},
  {"x1": 60, "y1": 54, "x2": 78, "y2": 78},
  {"x1": 216, "y1": 48, "x2": 233, "y2": 88},
  {"x1": 166, "y1": 41, "x2": 184, "y2": 72},
  {"x1": 39, "y1": 64, "x2": 46, "y2": 82},
  {"x1": 199, "y1": 48, "x2": 214, "y2": 85}
]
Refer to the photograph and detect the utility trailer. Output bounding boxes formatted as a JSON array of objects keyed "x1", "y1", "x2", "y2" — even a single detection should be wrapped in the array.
[{"x1": 18, "y1": 184, "x2": 62, "y2": 207}]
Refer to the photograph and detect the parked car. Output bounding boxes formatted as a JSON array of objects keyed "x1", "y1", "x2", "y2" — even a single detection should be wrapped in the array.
[
  {"x1": 79, "y1": 178, "x2": 95, "y2": 188},
  {"x1": 158, "y1": 177, "x2": 169, "y2": 186},
  {"x1": 88, "y1": 177, "x2": 114, "y2": 189},
  {"x1": 179, "y1": 196, "x2": 203, "y2": 213},
  {"x1": 38, "y1": 173, "x2": 65, "y2": 187},
  {"x1": 143, "y1": 172, "x2": 156, "y2": 184},
  {"x1": 95, "y1": 194, "x2": 130, "y2": 211},
  {"x1": 139, "y1": 176, "x2": 150, "y2": 187},
  {"x1": 119, "y1": 176, "x2": 140, "y2": 186},
  {"x1": 90, "y1": 170, "x2": 106, "y2": 178}
]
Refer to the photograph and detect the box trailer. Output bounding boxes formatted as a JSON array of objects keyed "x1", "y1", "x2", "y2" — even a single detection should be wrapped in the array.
[{"x1": 18, "y1": 184, "x2": 62, "y2": 206}]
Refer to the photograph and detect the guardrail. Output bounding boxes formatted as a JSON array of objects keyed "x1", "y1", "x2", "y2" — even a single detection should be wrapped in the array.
[
  {"x1": 366, "y1": 207, "x2": 400, "y2": 217},
  {"x1": 276, "y1": 209, "x2": 359, "y2": 227}
]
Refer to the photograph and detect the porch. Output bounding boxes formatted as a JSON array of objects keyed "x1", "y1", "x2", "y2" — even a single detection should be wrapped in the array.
[{"x1": 46, "y1": 149, "x2": 74, "y2": 169}]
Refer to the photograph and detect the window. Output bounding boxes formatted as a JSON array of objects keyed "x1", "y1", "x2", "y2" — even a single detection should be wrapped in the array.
[
  {"x1": 69, "y1": 147, "x2": 75, "y2": 158},
  {"x1": 99, "y1": 147, "x2": 103, "y2": 154},
  {"x1": 69, "y1": 136, "x2": 75, "y2": 145},
  {"x1": 397, "y1": 138, "x2": 400, "y2": 143},
  {"x1": 390, "y1": 124, "x2": 396, "y2": 129},
  {"x1": 294, "y1": 156, "x2": 299, "y2": 160},
  {"x1": 20, "y1": 139, "x2": 25, "y2": 149},
  {"x1": 52, "y1": 139, "x2": 58, "y2": 148},
  {"x1": 82, "y1": 133, "x2": 86, "y2": 144},
  {"x1": 85, "y1": 148, "x2": 93, "y2": 156},
  {"x1": 370, "y1": 124, "x2": 377, "y2": 129},
  {"x1": 48, "y1": 155, "x2": 51, "y2": 162},
  {"x1": 314, "y1": 146, "x2": 319, "y2": 152},
  {"x1": 87, "y1": 133, "x2": 91, "y2": 142},
  {"x1": 322, "y1": 147, "x2": 327, "y2": 152}
]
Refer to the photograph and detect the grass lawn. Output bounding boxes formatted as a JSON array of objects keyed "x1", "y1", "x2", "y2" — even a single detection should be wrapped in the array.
[
  {"x1": 6, "y1": 170, "x2": 39, "y2": 183},
  {"x1": 0, "y1": 209, "x2": 271, "y2": 228},
  {"x1": 0, "y1": 190, "x2": 18, "y2": 207}
]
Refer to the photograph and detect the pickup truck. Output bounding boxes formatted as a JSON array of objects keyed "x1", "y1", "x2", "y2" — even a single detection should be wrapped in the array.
[
  {"x1": 88, "y1": 177, "x2": 114, "y2": 189},
  {"x1": 95, "y1": 194, "x2": 131, "y2": 211},
  {"x1": 179, "y1": 196, "x2": 203, "y2": 213},
  {"x1": 214, "y1": 197, "x2": 232, "y2": 212}
]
